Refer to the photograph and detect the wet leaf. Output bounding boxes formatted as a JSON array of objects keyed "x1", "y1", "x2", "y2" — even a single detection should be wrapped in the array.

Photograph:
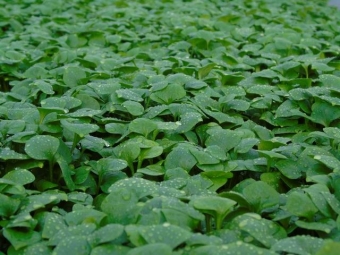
[
  {"x1": 286, "y1": 191, "x2": 318, "y2": 220},
  {"x1": 25, "y1": 135, "x2": 60, "y2": 161},
  {"x1": 271, "y1": 236, "x2": 325, "y2": 255},
  {"x1": 63, "y1": 66, "x2": 86, "y2": 87}
]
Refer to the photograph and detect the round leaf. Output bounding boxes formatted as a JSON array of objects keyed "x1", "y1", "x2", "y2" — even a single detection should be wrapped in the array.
[
  {"x1": 63, "y1": 66, "x2": 86, "y2": 87},
  {"x1": 25, "y1": 135, "x2": 60, "y2": 161}
]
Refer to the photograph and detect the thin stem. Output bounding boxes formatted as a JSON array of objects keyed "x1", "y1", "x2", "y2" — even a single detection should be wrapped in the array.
[
  {"x1": 205, "y1": 215, "x2": 212, "y2": 233},
  {"x1": 215, "y1": 215, "x2": 223, "y2": 230},
  {"x1": 71, "y1": 133, "x2": 81, "y2": 153},
  {"x1": 128, "y1": 162, "x2": 135, "y2": 176},
  {"x1": 151, "y1": 130, "x2": 159, "y2": 141},
  {"x1": 49, "y1": 160, "x2": 54, "y2": 182},
  {"x1": 137, "y1": 156, "x2": 143, "y2": 170},
  {"x1": 304, "y1": 66, "x2": 309, "y2": 79}
]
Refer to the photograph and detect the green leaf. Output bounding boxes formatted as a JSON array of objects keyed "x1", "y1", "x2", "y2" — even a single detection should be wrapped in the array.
[
  {"x1": 20, "y1": 192, "x2": 67, "y2": 215},
  {"x1": 108, "y1": 178, "x2": 158, "y2": 199},
  {"x1": 21, "y1": 242, "x2": 52, "y2": 255},
  {"x1": 3, "y1": 228, "x2": 41, "y2": 250},
  {"x1": 127, "y1": 243, "x2": 172, "y2": 255},
  {"x1": 42, "y1": 213, "x2": 67, "y2": 239},
  {"x1": 91, "y1": 244, "x2": 131, "y2": 255},
  {"x1": 68, "y1": 192, "x2": 93, "y2": 205},
  {"x1": 190, "y1": 242, "x2": 277, "y2": 255},
  {"x1": 0, "y1": 120, "x2": 25, "y2": 134},
  {"x1": 0, "y1": 193, "x2": 21, "y2": 217},
  {"x1": 137, "y1": 164, "x2": 165, "y2": 176},
  {"x1": 67, "y1": 109, "x2": 103, "y2": 118},
  {"x1": 258, "y1": 150, "x2": 287, "y2": 159},
  {"x1": 204, "y1": 145, "x2": 227, "y2": 161},
  {"x1": 131, "y1": 224, "x2": 191, "y2": 249},
  {"x1": 275, "y1": 100, "x2": 308, "y2": 118},
  {"x1": 25, "y1": 135, "x2": 60, "y2": 161},
  {"x1": 205, "y1": 129, "x2": 242, "y2": 153},
  {"x1": 285, "y1": 191, "x2": 318, "y2": 220},
  {"x1": 201, "y1": 171, "x2": 233, "y2": 191},
  {"x1": 295, "y1": 219, "x2": 336, "y2": 233},
  {"x1": 190, "y1": 149, "x2": 220, "y2": 165},
  {"x1": 24, "y1": 66, "x2": 47, "y2": 79},
  {"x1": 65, "y1": 208, "x2": 107, "y2": 226},
  {"x1": 311, "y1": 100, "x2": 340, "y2": 127},
  {"x1": 164, "y1": 145, "x2": 197, "y2": 172},
  {"x1": 101, "y1": 187, "x2": 140, "y2": 224},
  {"x1": 314, "y1": 155, "x2": 340, "y2": 171},
  {"x1": 316, "y1": 240, "x2": 340, "y2": 255},
  {"x1": 191, "y1": 196, "x2": 236, "y2": 230},
  {"x1": 55, "y1": 154, "x2": 76, "y2": 191},
  {"x1": 116, "y1": 89, "x2": 143, "y2": 102},
  {"x1": 230, "y1": 214, "x2": 286, "y2": 247},
  {"x1": 49, "y1": 223, "x2": 96, "y2": 246},
  {"x1": 271, "y1": 236, "x2": 325, "y2": 255},
  {"x1": 176, "y1": 112, "x2": 203, "y2": 133},
  {"x1": 186, "y1": 233, "x2": 223, "y2": 246},
  {"x1": 89, "y1": 224, "x2": 125, "y2": 246},
  {"x1": 319, "y1": 74, "x2": 340, "y2": 91},
  {"x1": 114, "y1": 142, "x2": 141, "y2": 166},
  {"x1": 234, "y1": 138, "x2": 259, "y2": 154},
  {"x1": 198, "y1": 63, "x2": 216, "y2": 79},
  {"x1": 53, "y1": 236, "x2": 91, "y2": 255},
  {"x1": 31, "y1": 80, "x2": 54, "y2": 95},
  {"x1": 225, "y1": 99, "x2": 250, "y2": 111},
  {"x1": 122, "y1": 101, "x2": 144, "y2": 116},
  {"x1": 204, "y1": 109, "x2": 243, "y2": 125},
  {"x1": 323, "y1": 127, "x2": 340, "y2": 140},
  {"x1": 242, "y1": 181, "x2": 280, "y2": 213},
  {"x1": 220, "y1": 191, "x2": 250, "y2": 208},
  {"x1": 275, "y1": 159, "x2": 302, "y2": 179},
  {"x1": 3, "y1": 169, "x2": 35, "y2": 185},
  {"x1": 129, "y1": 118, "x2": 158, "y2": 137},
  {"x1": 139, "y1": 146, "x2": 163, "y2": 160},
  {"x1": 105, "y1": 122, "x2": 127, "y2": 135},
  {"x1": 75, "y1": 94, "x2": 101, "y2": 110},
  {"x1": 150, "y1": 84, "x2": 186, "y2": 104},
  {"x1": 61, "y1": 119, "x2": 99, "y2": 138},
  {"x1": 63, "y1": 66, "x2": 86, "y2": 87},
  {"x1": 97, "y1": 158, "x2": 128, "y2": 172},
  {"x1": 0, "y1": 147, "x2": 29, "y2": 160}
]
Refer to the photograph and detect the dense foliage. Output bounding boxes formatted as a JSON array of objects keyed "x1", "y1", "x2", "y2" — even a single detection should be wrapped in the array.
[{"x1": 1, "y1": 0, "x2": 340, "y2": 254}]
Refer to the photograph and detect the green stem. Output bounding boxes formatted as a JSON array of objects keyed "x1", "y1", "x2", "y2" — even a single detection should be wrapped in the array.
[
  {"x1": 137, "y1": 156, "x2": 143, "y2": 170},
  {"x1": 151, "y1": 130, "x2": 159, "y2": 141},
  {"x1": 205, "y1": 215, "x2": 212, "y2": 233},
  {"x1": 215, "y1": 215, "x2": 223, "y2": 230},
  {"x1": 71, "y1": 133, "x2": 81, "y2": 153},
  {"x1": 128, "y1": 162, "x2": 135, "y2": 176},
  {"x1": 267, "y1": 158, "x2": 272, "y2": 172},
  {"x1": 49, "y1": 160, "x2": 54, "y2": 182},
  {"x1": 304, "y1": 66, "x2": 309, "y2": 79}
]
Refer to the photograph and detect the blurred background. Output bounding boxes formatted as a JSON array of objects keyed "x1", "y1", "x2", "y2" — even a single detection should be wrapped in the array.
[{"x1": 329, "y1": 0, "x2": 340, "y2": 8}]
